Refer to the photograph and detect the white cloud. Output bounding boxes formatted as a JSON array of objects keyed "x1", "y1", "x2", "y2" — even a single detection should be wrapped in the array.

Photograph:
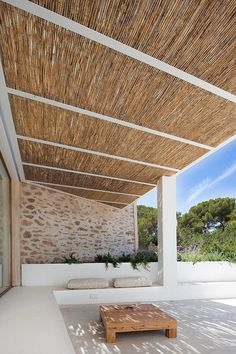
[
  {"x1": 187, "y1": 178, "x2": 211, "y2": 203},
  {"x1": 186, "y1": 162, "x2": 236, "y2": 203}
]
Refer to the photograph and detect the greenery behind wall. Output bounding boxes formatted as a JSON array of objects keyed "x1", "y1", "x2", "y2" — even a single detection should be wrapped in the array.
[{"x1": 138, "y1": 198, "x2": 236, "y2": 263}]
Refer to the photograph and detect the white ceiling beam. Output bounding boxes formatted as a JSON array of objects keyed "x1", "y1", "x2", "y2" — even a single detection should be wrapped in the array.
[
  {"x1": 8, "y1": 88, "x2": 213, "y2": 151},
  {"x1": 3, "y1": 0, "x2": 236, "y2": 105},
  {"x1": 0, "y1": 60, "x2": 25, "y2": 180},
  {"x1": 0, "y1": 113, "x2": 18, "y2": 179},
  {"x1": 25, "y1": 181, "x2": 129, "y2": 207},
  {"x1": 17, "y1": 135, "x2": 180, "y2": 172},
  {"x1": 26, "y1": 180, "x2": 140, "y2": 197},
  {"x1": 22, "y1": 162, "x2": 156, "y2": 187}
]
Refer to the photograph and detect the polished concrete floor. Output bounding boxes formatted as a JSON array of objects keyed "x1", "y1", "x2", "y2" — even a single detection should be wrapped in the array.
[
  {"x1": 0, "y1": 287, "x2": 75, "y2": 354},
  {"x1": 60, "y1": 298, "x2": 236, "y2": 354}
]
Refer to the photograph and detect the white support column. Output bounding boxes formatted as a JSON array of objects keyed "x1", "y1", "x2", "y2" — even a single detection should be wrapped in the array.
[
  {"x1": 157, "y1": 176, "x2": 177, "y2": 287},
  {"x1": 133, "y1": 202, "x2": 139, "y2": 251}
]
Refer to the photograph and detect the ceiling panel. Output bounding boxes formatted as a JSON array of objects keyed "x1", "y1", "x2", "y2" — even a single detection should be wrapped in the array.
[
  {"x1": 1, "y1": 2, "x2": 236, "y2": 208},
  {"x1": 0, "y1": 3, "x2": 235, "y2": 148},
  {"x1": 31, "y1": 0, "x2": 236, "y2": 94},
  {"x1": 11, "y1": 95, "x2": 206, "y2": 170},
  {"x1": 24, "y1": 165, "x2": 153, "y2": 195},
  {"x1": 18, "y1": 140, "x2": 173, "y2": 185}
]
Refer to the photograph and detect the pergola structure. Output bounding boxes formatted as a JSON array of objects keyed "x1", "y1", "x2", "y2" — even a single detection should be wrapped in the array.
[
  {"x1": 1, "y1": 3, "x2": 236, "y2": 354},
  {"x1": 0, "y1": 0, "x2": 236, "y2": 287}
]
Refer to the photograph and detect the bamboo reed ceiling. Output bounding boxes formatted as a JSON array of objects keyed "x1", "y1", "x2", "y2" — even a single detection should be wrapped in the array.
[
  {"x1": 31, "y1": 0, "x2": 236, "y2": 94},
  {"x1": 18, "y1": 140, "x2": 172, "y2": 185},
  {"x1": 11, "y1": 95, "x2": 205, "y2": 170},
  {"x1": 1, "y1": 4, "x2": 236, "y2": 147},
  {"x1": 0, "y1": 1, "x2": 236, "y2": 208},
  {"x1": 24, "y1": 165, "x2": 153, "y2": 196}
]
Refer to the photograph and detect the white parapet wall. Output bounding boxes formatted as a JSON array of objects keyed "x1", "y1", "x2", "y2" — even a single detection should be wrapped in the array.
[
  {"x1": 22, "y1": 262, "x2": 158, "y2": 286},
  {"x1": 177, "y1": 261, "x2": 236, "y2": 282},
  {"x1": 21, "y1": 262, "x2": 236, "y2": 304},
  {"x1": 22, "y1": 261, "x2": 236, "y2": 286}
]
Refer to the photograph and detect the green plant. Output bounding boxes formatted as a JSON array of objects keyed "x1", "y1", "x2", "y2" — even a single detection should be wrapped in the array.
[
  {"x1": 63, "y1": 253, "x2": 80, "y2": 264},
  {"x1": 117, "y1": 253, "x2": 133, "y2": 262},
  {"x1": 130, "y1": 250, "x2": 158, "y2": 270},
  {"x1": 94, "y1": 250, "x2": 158, "y2": 270},
  {"x1": 95, "y1": 252, "x2": 121, "y2": 269},
  {"x1": 177, "y1": 251, "x2": 236, "y2": 264}
]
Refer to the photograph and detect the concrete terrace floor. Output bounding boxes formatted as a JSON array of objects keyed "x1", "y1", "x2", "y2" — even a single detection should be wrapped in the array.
[{"x1": 60, "y1": 299, "x2": 236, "y2": 354}]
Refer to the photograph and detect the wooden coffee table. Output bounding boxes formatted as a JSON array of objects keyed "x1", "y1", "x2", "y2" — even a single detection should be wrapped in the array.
[{"x1": 100, "y1": 304, "x2": 177, "y2": 343}]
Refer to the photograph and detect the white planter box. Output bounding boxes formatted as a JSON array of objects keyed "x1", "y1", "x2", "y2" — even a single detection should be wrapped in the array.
[
  {"x1": 22, "y1": 262, "x2": 158, "y2": 286},
  {"x1": 22, "y1": 261, "x2": 236, "y2": 286}
]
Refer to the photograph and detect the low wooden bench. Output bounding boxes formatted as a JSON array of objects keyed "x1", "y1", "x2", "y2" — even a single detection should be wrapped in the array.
[{"x1": 100, "y1": 303, "x2": 177, "y2": 343}]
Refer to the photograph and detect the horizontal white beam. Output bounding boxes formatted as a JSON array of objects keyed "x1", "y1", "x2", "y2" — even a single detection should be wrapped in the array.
[
  {"x1": 26, "y1": 180, "x2": 140, "y2": 197},
  {"x1": 22, "y1": 162, "x2": 156, "y2": 187},
  {"x1": 17, "y1": 135, "x2": 180, "y2": 172},
  {"x1": 8, "y1": 88, "x2": 212, "y2": 151},
  {"x1": 4, "y1": 0, "x2": 236, "y2": 105},
  {"x1": 25, "y1": 181, "x2": 129, "y2": 207},
  {"x1": 0, "y1": 61, "x2": 25, "y2": 180}
]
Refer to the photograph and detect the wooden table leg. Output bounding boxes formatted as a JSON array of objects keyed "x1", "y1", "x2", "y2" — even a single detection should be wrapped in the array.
[
  {"x1": 106, "y1": 329, "x2": 116, "y2": 343},
  {"x1": 166, "y1": 328, "x2": 177, "y2": 338}
]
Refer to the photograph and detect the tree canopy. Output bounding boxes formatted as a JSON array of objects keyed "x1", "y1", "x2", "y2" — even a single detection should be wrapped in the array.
[
  {"x1": 178, "y1": 198, "x2": 235, "y2": 233},
  {"x1": 137, "y1": 205, "x2": 157, "y2": 248},
  {"x1": 138, "y1": 198, "x2": 236, "y2": 262}
]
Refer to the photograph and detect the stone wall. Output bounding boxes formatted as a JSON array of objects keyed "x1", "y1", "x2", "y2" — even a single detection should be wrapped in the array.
[{"x1": 20, "y1": 183, "x2": 136, "y2": 263}]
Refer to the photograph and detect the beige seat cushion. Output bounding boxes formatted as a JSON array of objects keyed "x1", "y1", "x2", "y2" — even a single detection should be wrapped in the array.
[
  {"x1": 113, "y1": 276, "x2": 152, "y2": 288},
  {"x1": 67, "y1": 277, "x2": 109, "y2": 289}
]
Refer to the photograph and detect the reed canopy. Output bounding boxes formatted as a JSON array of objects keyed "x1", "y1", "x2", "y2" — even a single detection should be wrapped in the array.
[{"x1": 0, "y1": 0, "x2": 235, "y2": 208}]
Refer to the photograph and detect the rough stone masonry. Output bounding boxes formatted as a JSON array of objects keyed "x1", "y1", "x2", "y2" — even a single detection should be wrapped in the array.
[{"x1": 20, "y1": 183, "x2": 136, "y2": 263}]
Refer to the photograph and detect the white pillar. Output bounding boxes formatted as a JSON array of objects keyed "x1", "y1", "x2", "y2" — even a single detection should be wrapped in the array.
[
  {"x1": 157, "y1": 176, "x2": 177, "y2": 287},
  {"x1": 133, "y1": 202, "x2": 139, "y2": 251}
]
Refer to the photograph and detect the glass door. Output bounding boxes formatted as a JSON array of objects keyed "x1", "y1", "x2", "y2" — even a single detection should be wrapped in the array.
[{"x1": 0, "y1": 158, "x2": 11, "y2": 295}]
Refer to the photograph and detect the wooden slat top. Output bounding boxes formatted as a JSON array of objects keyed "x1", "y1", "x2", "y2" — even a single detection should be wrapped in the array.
[{"x1": 100, "y1": 304, "x2": 177, "y2": 326}]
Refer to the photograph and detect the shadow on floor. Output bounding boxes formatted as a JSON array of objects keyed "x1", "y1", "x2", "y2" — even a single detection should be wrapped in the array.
[{"x1": 60, "y1": 299, "x2": 236, "y2": 354}]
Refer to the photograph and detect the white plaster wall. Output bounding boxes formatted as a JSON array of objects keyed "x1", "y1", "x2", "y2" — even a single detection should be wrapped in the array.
[{"x1": 22, "y1": 261, "x2": 236, "y2": 286}]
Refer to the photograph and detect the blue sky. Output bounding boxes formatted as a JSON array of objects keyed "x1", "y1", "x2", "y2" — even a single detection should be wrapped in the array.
[{"x1": 137, "y1": 139, "x2": 236, "y2": 214}]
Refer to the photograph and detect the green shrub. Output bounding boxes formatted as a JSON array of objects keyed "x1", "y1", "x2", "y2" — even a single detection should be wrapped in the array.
[
  {"x1": 131, "y1": 250, "x2": 158, "y2": 270},
  {"x1": 63, "y1": 253, "x2": 80, "y2": 264},
  {"x1": 178, "y1": 251, "x2": 236, "y2": 264},
  {"x1": 94, "y1": 250, "x2": 158, "y2": 270},
  {"x1": 94, "y1": 252, "x2": 120, "y2": 269},
  {"x1": 117, "y1": 253, "x2": 133, "y2": 262}
]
